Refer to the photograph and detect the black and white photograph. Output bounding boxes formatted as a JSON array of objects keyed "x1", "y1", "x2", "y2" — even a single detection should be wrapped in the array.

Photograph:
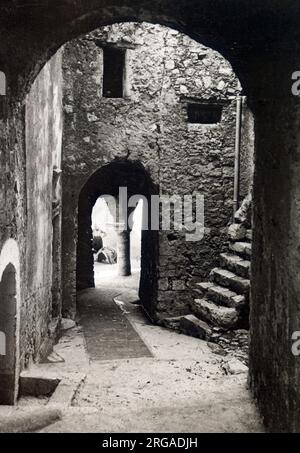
[{"x1": 0, "y1": 0, "x2": 299, "y2": 438}]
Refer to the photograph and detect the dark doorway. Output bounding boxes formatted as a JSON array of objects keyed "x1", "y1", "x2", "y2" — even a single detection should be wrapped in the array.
[
  {"x1": 0, "y1": 263, "x2": 17, "y2": 405},
  {"x1": 76, "y1": 159, "x2": 158, "y2": 318}
]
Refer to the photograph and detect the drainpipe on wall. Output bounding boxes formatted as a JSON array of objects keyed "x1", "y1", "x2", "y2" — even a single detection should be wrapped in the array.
[{"x1": 233, "y1": 95, "x2": 243, "y2": 219}]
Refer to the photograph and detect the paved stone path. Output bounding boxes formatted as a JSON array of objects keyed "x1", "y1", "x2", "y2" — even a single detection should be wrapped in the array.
[
  {"x1": 13, "y1": 284, "x2": 264, "y2": 433},
  {"x1": 77, "y1": 288, "x2": 152, "y2": 360}
]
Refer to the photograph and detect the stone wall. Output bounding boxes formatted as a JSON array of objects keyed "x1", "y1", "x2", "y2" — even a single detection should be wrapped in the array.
[
  {"x1": 0, "y1": 105, "x2": 26, "y2": 370},
  {"x1": 0, "y1": 50, "x2": 63, "y2": 370},
  {"x1": 23, "y1": 50, "x2": 63, "y2": 365},
  {"x1": 61, "y1": 22, "x2": 254, "y2": 320},
  {"x1": 0, "y1": 0, "x2": 300, "y2": 432}
]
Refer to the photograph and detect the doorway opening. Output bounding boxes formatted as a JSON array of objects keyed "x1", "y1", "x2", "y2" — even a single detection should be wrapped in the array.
[
  {"x1": 92, "y1": 196, "x2": 143, "y2": 292},
  {"x1": 0, "y1": 263, "x2": 17, "y2": 405},
  {"x1": 76, "y1": 159, "x2": 158, "y2": 316}
]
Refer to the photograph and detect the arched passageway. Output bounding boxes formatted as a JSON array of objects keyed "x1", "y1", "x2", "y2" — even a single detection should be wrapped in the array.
[
  {"x1": 1, "y1": 1, "x2": 300, "y2": 431},
  {"x1": 77, "y1": 159, "x2": 158, "y2": 317}
]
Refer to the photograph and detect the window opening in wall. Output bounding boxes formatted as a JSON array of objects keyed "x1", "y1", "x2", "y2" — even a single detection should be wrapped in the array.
[
  {"x1": 187, "y1": 103, "x2": 223, "y2": 124},
  {"x1": 102, "y1": 47, "x2": 126, "y2": 98}
]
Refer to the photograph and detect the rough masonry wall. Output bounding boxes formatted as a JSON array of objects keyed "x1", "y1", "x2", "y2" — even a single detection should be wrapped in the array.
[
  {"x1": 0, "y1": 51, "x2": 63, "y2": 370},
  {"x1": 24, "y1": 50, "x2": 63, "y2": 363},
  {"x1": 62, "y1": 22, "x2": 253, "y2": 319},
  {"x1": 1, "y1": 0, "x2": 300, "y2": 433},
  {"x1": 0, "y1": 105, "x2": 27, "y2": 370}
]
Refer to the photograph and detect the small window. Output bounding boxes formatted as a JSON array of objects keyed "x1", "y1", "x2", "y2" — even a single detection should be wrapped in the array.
[
  {"x1": 187, "y1": 103, "x2": 222, "y2": 124},
  {"x1": 102, "y1": 47, "x2": 125, "y2": 98}
]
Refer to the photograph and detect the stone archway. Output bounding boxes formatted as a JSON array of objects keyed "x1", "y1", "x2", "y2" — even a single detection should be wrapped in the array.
[
  {"x1": 76, "y1": 159, "x2": 158, "y2": 319},
  {"x1": 0, "y1": 239, "x2": 20, "y2": 405},
  {"x1": 1, "y1": 0, "x2": 300, "y2": 431}
]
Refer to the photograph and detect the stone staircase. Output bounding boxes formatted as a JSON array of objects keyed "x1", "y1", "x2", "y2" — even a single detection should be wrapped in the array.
[
  {"x1": 190, "y1": 191, "x2": 252, "y2": 336},
  {"x1": 161, "y1": 194, "x2": 252, "y2": 362},
  {"x1": 191, "y1": 226, "x2": 251, "y2": 333}
]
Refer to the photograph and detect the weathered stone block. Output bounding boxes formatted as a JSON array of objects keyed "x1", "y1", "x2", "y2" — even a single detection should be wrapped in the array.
[
  {"x1": 222, "y1": 358, "x2": 248, "y2": 375},
  {"x1": 229, "y1": 242, "x2": 252, "y2": 258},
  {"x1": 191, "y1": 298, "x2": 239, "y2": 329},
  {"x1": 158, "y1": 278, "x2": 169, "y2": 291},
  {"x1": 180, "y1": 314, "x2": 212, "y2": 340},
  {"x1": 227, "y1": 223, "x2": 246, "y2": 241},
  {"x1": 207, "y1": 284, "x2": 245, "y2": 308},
  {"x1": 159, "y1": 316, "x2": 184, "y2": 331},
  {"x1": 61, "y1": 318, "x2": 76, "y2": 332},
  {"x1": 210, "y1": 267, "x2": 250, "y2": 294},
  {"x1": 172, "y1": 280, "x2": 186, "y2": 290}
]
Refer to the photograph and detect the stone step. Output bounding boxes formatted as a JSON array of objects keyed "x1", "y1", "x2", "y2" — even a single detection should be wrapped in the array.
[
  {"x1": 194, "y1": 281, "x2": 245, "y2": 309},
  {"x1": 246, "y1": 229, "x2": 252, "y2": 241},
  {"x1": 210, "y1": 267, "x2": 250, "y2": 294},
  {"x1": 194, "y1": 281, "x2": 215, "y2": 295},
  {"x1": 207, "y1": 284, "x2": 246, "y2": 308},
  {"x1": 227, "y1": 223, "x2": 247, "y2": 242},
  {"x1": 180, "y1": 314, "x2": 212, "y2": 341},
  {"x1": 229, "y1": 241, "x2": 252, "y2": 258},
  {"x1": 191, "y1": 298, "x2": 239, "y2": 329},
  {"x1": 219, "y1": 253, "x2": 251, "y2": 279}
]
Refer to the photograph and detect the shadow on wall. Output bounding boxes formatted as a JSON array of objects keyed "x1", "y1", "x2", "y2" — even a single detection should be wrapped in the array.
[
  {"x1": 0, "y1": 239, "x2": 20, "y2": 405},
  {"x1": 76, "y1": 159, "x2": 159, "y2": 317}
]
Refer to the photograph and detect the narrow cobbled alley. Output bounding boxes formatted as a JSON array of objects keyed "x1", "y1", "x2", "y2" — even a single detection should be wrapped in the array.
[{"x1": 15, "y1": 285, "x2": 263, "y2": 433}]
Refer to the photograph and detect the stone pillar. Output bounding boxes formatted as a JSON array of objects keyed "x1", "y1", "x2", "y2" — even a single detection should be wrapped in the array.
[
  {"x1": 107, "y1": 200, "x2": 136, "y2": 278},
  {"x1": 116, "y1": 225, "x2": 131, "y2": 276}
]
